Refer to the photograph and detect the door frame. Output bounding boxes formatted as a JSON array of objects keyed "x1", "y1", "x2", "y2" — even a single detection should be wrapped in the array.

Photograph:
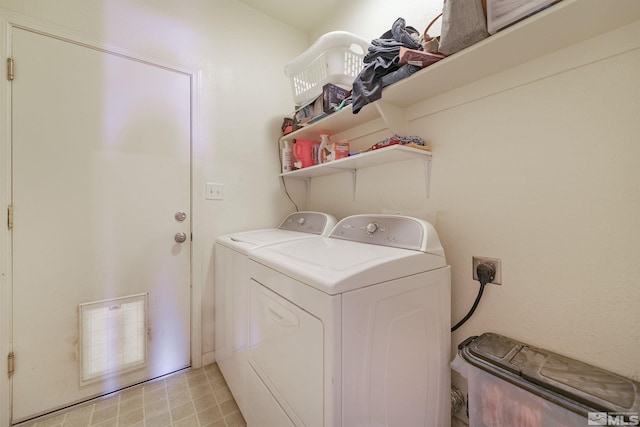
[{"x1": 0, "y1": 11, "x2": 204, "y2": 426}]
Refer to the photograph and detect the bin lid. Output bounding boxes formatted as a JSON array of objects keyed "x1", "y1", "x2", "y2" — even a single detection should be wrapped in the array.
[{"x1": 458, "y1": 333, "x2": 640, "y2": 416}]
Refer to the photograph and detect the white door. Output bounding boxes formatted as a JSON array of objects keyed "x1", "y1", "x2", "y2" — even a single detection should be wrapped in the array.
[{"x1": 10, "y1": 27, "x2": 192, "y2": 422}]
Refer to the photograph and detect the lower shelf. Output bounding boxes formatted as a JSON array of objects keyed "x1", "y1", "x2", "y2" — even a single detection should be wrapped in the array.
[
  {"x1": 280, "y1": 144, "x2": 431, "y2": 179},
  {"x1": 280, "y1": 144, "x2": 432, "y2": 201}
]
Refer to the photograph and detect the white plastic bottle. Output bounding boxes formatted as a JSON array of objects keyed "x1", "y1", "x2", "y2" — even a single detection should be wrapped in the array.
[
  {"x1": 318, "y1": 134, "x2": 330, "y2": 164},
  {"x1": 281, "y1": 140, "x2": 293, "y2": 173}
]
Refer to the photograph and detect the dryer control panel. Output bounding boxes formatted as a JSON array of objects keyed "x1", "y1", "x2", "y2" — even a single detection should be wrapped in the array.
[
  {"x1": 330, "y1": 214, "x2": 435, "y2": 252},
  {"x1": 279, "y1": 211, "x2": 336, "y2": 235}
]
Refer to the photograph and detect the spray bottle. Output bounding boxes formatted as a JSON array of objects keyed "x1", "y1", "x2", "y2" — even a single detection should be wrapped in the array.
[{"x1": 318, "y1": 134, "x2": 330, "y2": 164}]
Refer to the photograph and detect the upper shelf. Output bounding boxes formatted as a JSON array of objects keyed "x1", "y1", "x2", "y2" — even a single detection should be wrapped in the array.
[{"x1": 280, "y1": 0, "x2": 640, "y2": 143}]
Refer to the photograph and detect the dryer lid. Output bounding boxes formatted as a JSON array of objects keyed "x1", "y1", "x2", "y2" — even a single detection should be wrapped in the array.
[
  {"x1": 222, "y1": 228, "x2": 312, "y2": 246},
  {"x1": 216, "y1": 211, "x2": 336, "y2": 250}
]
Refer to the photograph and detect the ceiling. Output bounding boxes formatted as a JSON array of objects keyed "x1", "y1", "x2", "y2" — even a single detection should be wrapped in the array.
[{"x1": 235, "y1": 0, "x2": 344, "y2": 33}]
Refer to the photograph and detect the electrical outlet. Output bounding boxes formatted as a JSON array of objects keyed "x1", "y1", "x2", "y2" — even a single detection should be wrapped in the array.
[
  {"x1": 206, "y1": 183, "x2": 224, "y2": 200},
  {"x1": 472, "y1": 256, "x2": 502, "y2": 285}
]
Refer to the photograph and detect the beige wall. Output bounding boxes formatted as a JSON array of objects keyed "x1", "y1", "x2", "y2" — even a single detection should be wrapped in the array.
[
  {"x1": 309, "y1": 0, "x2": 444, "y2": 42},
  {"x1": 306, "y1": 13, "x2": 640, "y2": 387}
]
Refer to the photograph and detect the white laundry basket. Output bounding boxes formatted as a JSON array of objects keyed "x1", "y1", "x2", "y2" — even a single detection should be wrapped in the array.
[{"x1": 284, "y1": 31, "x2": 370, "y2": 106}]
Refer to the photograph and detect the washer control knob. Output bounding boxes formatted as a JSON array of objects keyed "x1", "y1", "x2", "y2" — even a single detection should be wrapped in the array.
[
  {"x1": 297, "y1": 217, "x2": 306, "y2": 226},
  {"x1": 365, "y1": 222, "x2": 379, "y2": 235}
]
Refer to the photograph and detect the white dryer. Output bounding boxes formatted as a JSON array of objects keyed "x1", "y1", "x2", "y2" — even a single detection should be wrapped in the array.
[
  {"x1": 246, "y1": 214, "x2": 451, "y2": 427},
  {"x1": 214, "y1": 211, "x2": 336, "y2": 415}
]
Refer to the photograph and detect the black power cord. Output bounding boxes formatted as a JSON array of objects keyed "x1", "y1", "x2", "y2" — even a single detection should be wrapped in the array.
[
  {"x1": 451, "y1": 263, "x2": 496, "y2": 332},
  {"x1": 278, "y1": 138, "x2": 299, "y2": 212}
]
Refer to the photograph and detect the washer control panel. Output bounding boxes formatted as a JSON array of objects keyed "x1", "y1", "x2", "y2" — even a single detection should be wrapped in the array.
[{"x1": 330, "y1": 215, "x2": 427, "y2": 251}]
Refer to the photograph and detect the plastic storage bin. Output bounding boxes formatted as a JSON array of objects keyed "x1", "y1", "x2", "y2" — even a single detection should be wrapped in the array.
[
  {"x1": 453, "y1": 333, "x2": 640, "y2": 427},
  {"x1": 284, "y1": 31, "x2": 370, "y2": 106}
]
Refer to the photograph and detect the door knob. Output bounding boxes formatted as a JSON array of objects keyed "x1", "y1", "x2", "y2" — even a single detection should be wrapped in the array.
[
  {"x1": 174, "y1": 232, "x2": 187, "y2": 243},
  {"x1": 175, "y1": 212, "x2": 187, "y2": 221}
]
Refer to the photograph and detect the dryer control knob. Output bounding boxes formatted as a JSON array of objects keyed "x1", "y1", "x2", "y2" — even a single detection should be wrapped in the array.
[
  {"x1": 297, "y1": 217, "x2": 306, "y2": 226},
  {"x1": 365, "y1": 222, "x2": 379, "y2": 235}
]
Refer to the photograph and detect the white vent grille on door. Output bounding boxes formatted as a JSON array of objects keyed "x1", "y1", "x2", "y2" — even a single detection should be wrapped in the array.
[{"x1": 79, "y1": 293, "x2": 148, "y2": 383}]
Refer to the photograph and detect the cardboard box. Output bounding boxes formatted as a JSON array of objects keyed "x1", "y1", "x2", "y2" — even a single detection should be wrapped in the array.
[
  {"x1": 320, "y1": 141, "x2": 349, "y2": 163},
  {"x1": 293, "y1": 94, "x2": 324, "y2": 128},
  {"x1": 399, "y1": 47, "x2": 445, "y2": 68},
  {"x1": 322, "y1": 83, "x2": 351, "y2": 114}
]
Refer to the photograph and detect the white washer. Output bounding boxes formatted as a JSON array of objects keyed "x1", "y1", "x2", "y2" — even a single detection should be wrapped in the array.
[
  {"x1": 214, "y1": 212, "x2": 337, "y2": 415},
  {"x1": 246, "y1": 214, "x2": 451, "y2": 427}
]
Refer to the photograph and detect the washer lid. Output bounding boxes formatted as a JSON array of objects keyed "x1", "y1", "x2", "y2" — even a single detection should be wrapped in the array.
[{"x1": 249, "y1": 216, "x2": 446, "y2": 295}]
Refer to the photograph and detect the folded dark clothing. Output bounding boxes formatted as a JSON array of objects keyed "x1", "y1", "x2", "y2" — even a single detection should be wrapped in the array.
[
  {"x1": 352, "y1": 17, "x2": 422, "y2": 114},
  {"x1": 380, "y1": 18, "x2": 422, "y2": 50},
  {"x1": 381, "y1": 64, "x2": 422, "y2": 87}
]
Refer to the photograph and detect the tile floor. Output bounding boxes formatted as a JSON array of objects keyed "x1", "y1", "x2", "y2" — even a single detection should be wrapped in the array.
[{"x1": 16, "y1": 363, "x2": 246, "y2": 427}]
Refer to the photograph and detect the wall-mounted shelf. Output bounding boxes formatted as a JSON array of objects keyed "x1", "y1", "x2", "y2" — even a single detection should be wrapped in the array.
[
  {"x1": 282, "y1": 100, "x2": 408, "y2": 143},
  {"x1": 279, "y1": 0, "x2": 640, "y2": 144},
  {"x1": 280, "y1": 145, "x2": 432, "y2": 201}
]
